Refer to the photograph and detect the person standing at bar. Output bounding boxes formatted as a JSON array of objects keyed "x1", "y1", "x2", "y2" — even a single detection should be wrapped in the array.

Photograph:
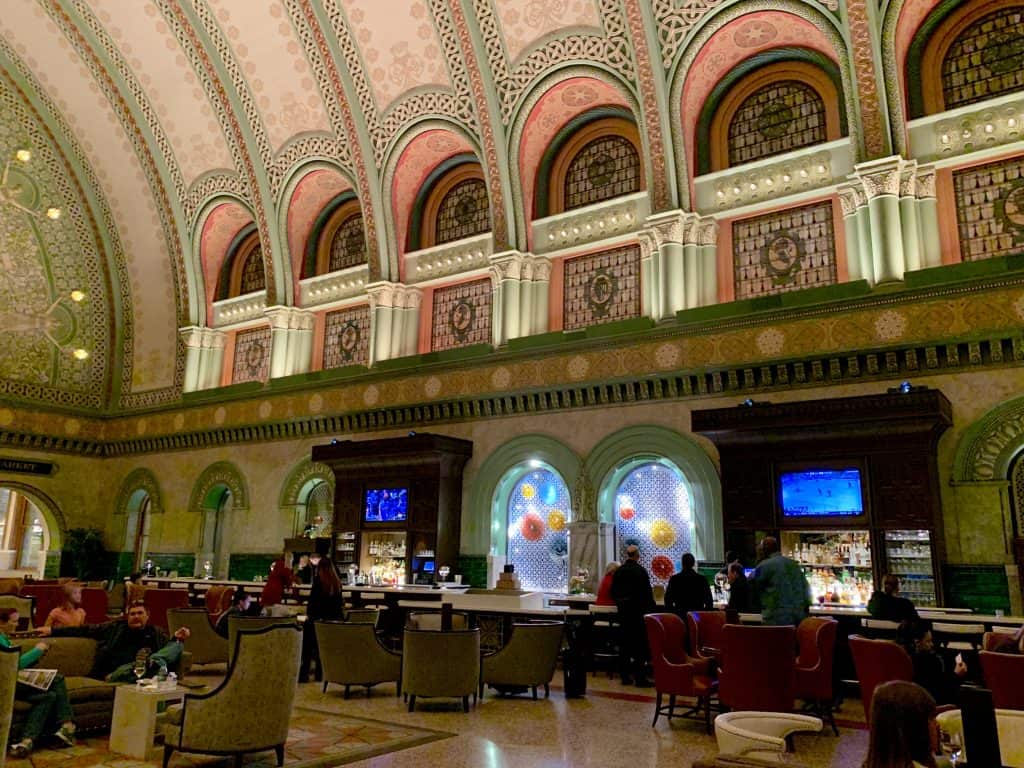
[
  {"x1": 726, "y1": 563, "x2": 753, "y2": 613},
  {"x1": 611, "y1": 544, "x2": 655, "y2": 687},
  {"x1": 664, "y1": 553, "x2": 712, "y2": 618},
  {"x1": 753, "y1": 536, "x2": 811, "y2": 626},
  {"x1": 868, "y1": 574, "x2": 920, "y2": 624},
  {"x1": 299, "y1": 557, "x2": 344, "y2": 683}
]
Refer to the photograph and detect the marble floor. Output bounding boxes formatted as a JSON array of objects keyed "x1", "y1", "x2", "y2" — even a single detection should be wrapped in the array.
[{"x1": 295, "y1": 675, "x2": 872, "y2": 768}]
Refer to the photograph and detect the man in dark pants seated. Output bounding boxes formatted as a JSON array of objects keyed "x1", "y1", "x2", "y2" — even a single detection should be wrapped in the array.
[
  {"x1": 39, "y1": 600, "x2": 190, "y2": 682},
  {"x1": 611, "y1": 544, "x2": 656, "y2": 687}
]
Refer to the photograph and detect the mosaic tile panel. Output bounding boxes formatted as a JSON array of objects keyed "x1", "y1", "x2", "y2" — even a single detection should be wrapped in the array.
[
  {"x1": 506, "y1": 467, "x2": 572, "y2": 593},
  {"x1": 431, "y1": 279, "x2": 492, "y2": 351},
  {"x1": 953, "y1": 155, "x2": 1024, "y2": 262},
  {"x1": 564, "y1": 135, "x2": 641, "y2": 211},
  {"x1": 615, "y1": 462, "x2": 695, "y2": 588},
  {"x1": 563, "y1": 245, "x2": 641, "y2": 331},
  {"x1": 239, "y1": 246, "x2": 265, "y2": 294},
  {"x1": 323, "y1": 305, "x2": 370, "y2": 369},
  {"x1": 436, "y1": 178, "x2": 490, "y2": 245},
  {"x1": 942, "y1": 7, "x2": 1024, "y2": 112},
  {"x1": 728, "y1": 81, "x2": 828, "y2": 167},
  {"x1": 328, "y1": 214, "x2": 367, "y2": 272},
  {"x1": 231, "y1": 326, "x2": 271, "y2": 384},
  {"x1": 732, "y1": 202, "x2": 837, "y2": 299}
]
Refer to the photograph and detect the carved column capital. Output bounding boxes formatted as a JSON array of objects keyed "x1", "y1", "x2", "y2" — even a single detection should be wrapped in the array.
[
  {"x1": 837, "y1": 184, "x2": 866, "y2": 216},
  {"x1": 529, "y1": 255, "x2": 552, "y2": 282},
  {"x1": 646, "y1": 210, "x2": 691, "y2": 245},
  {"x1": 854, "y1": 156, "x2": 911, "y2": 199},
  {"x1": 365, "y1": 281, "x2": 400, "y2": 310},
  {"x1": 397, "y1": 285, "x2": 423, "y2": 310},
  {"x1": 916, "y1": 165, "x2": 937, "y2": 199},
  {"x1": 487, "y1": 250, "x2": 527, "y2": 281},
  {"x1": 698, "y1": 217, "x2": 719, "y2": 246},
  {"x1": 264, "y1": 306, "x2": 314, "y2": 331}
]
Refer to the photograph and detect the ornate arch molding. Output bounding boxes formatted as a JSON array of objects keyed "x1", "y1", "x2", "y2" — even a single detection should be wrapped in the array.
[
  {"x1": 0, "y1": 482, "x2": 66, "y2": 550},
  {"x1": 215, "y1": 224, "x2": 261, "y2": 301},
  {"x1": 953, "y1": 396, "x2": 1024, "y2": 482},
  {"x1": 191, "y1": 194, "x2": 255, "y2": 325},
  {"x1": 582, "y1": 425, "x2": 722, "y2": 560},
  {"x1": 114, "y1": 468, "x2": 163, "y2": 517},
  {"x1": 507, "y1": 66, "x2": 645, "y2": 248},
  {"x1": 668, "y1": 2, "x2": 858, "y2": 209},
  {"x1": 188, "y1": 461, "x2": 249, "y2": 515},
  {"x1": 467, "y1": 434, "x2": 583, "y2": 555},
  {"x1": 278, "y1": 458, "x2": 335, "y2": 509}
]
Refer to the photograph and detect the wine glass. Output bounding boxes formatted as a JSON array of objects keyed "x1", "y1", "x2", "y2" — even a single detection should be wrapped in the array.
[
  {"x1": 438, "y1": 565, "x2": 450, "y2": 583},
  {"x1": 132, "y1": 659, "x2": 147, "y2": 686}
]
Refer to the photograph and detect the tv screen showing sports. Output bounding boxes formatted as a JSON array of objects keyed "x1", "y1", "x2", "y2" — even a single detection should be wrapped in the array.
[
  {"x1": 364, "y1": 488, "x2": 408, "y2": 523},
  {"x1": 779, "y1": 469, "x2": 863, "y2": 517}
]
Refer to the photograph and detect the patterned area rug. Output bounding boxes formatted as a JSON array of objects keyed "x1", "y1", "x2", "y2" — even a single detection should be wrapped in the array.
[{"x1": 9, "y1": 707, "x2": 453, "y2": 768}]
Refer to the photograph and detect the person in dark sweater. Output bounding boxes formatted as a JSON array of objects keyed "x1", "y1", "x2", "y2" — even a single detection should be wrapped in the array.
[
  {"x1": 664, "y1": 553, "x2": 713, "y2": 617},
  {"x1": 300, "y1": 557, "x2": 345, "y2": 683},
  {"x1": 868, "y1": 574, "x2": 920, "y2": 624},
  {"x1": 611, "y1": 544, "x2": 656, "y2": 687},
  {"x1": 897, "y1": 619, "x2": 967, "y2": 706},
  {"x1": 726, "y1": 562, "x2": 753, "y2": 613},
  {"x1": 214, "y1": 588, "x2": 253, "y2": 638},
  {"x1": 40, "y1": 601, "x2": 189, "y2": 682}
]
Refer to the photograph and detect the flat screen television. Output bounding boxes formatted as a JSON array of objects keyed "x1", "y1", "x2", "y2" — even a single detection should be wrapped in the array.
[
  {"x1": 779, "y1": 468, "x2": 864, "y2": 517},
  {"x1": 364, "y1": 487, "x2": 408, "y2": 523}
]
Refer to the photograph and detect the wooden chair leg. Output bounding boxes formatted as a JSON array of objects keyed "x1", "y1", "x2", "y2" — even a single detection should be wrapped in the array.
[
  {"x1": 366, "y1": 685, "x2": 372, "y2": 697},
  {"x1": 162, "y1": 745, "x2": 174, "y2": 768},
  {"x1": 652, "y1": 691, "x2": 662, "y2": 727},
  {"x1": 544, "y1": 683, "x2": 550, "y2": 698},
  {"x1": 322, "y1": 681, "x2": 328, "y2": 693},
  {"x1": 462, "y1": 695, "x2": 469, "y2": 713},
  {"x1": 532, "y1": 686, "x2": 538, "y2": 700},
  {"x1": 408, "y1": 694, "x2": 416, "y2": 712},
  {"x1": 668, "y1": 693, "x2": 676, "y2": 720},
  {"x1": 343, "y1": 684, "x2": 350, "y2": 699},
  {"x1": 704, "y1": 696, "x2": 712, "y2": 735},
  {"x1": 274, "y1": 744, "x2": 285, "y2": 767}
]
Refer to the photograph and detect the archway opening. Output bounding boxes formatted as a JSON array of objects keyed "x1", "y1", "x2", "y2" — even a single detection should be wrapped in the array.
[
  {"x1": 198, "y1": 485, "x2": 232, "y2": 579},
  {"x1": 0, "y1": 486, "x2": 54, "y2": 576},
  {"x1": 498, "y1": 462, "x2": 573, "y2": 593},
  {"x1": 123, "y1": 489, "x2": 152, "y2": 572},
  {"x1": 608, "y1": 458, "x2": 695, "y2": 588},
  {"x1": 294, "y1": 478, "x2": 333, "y2": 537}
]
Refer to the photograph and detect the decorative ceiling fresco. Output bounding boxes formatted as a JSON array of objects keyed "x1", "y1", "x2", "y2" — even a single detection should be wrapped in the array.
[{"x1": 0, "y1": 0, "x2": 890, "y2": 416}]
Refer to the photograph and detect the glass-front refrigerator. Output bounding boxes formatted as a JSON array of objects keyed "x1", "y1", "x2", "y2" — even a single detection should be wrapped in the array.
[
  {"x1": 883, "y1": 529, "x2": 937, "y2": 607},
  {"x1": 781, "y1": 529, "x2": 874, "y2": 607}
]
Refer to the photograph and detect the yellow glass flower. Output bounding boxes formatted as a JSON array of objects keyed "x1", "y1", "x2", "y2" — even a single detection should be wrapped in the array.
[
  {"x1": 547, "y1": 510, "x2": 566, "y2": 532},
  {"x1": 520, "y1": 483, "x2": 536, "y2": 500},
  {"x1": 650, "y1": 519, "x2": 676, "y2": 549}
]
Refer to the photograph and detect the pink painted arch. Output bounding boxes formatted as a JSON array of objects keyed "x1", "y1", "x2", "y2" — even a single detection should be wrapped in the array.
[
  {"x1": 199, "y1": 201, "x2": 253, "y2": 324},
  {"x1": 286, "y1": 168, "x2": 354, "y2": 300}
]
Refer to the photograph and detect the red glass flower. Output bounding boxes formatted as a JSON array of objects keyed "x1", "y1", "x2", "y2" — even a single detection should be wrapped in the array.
[
  {"x1": 520, "y1": 513, "x2": 545, "y2": 542},
  {"x1": 651, "y1": 555, "x2": 674, "y2": 581}
]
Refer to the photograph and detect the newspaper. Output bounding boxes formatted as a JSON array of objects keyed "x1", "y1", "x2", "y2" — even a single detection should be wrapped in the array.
[{"x1": 17, "y1": 668, "x2": 57, "y2": 691}]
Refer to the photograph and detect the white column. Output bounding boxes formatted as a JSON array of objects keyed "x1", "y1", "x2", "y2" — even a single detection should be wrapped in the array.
[
  {"x1": 916, "y1": 166, "x2": 942, "y2": 268},
  {"x1": 855, "y1": 156, "x2": 911, "y2": 285},
  {"x1": 366, "y1": 282, "x2": 398, "y2": 365},
  {"x1": 179, "y1": 327, "x2": 226, "y2": 391},
  {"x1": 838, "y1": 184, "x2": 867, "y2": 283},
  {"x1": 528, "y1": 255, "x2": 551, "y2": 336},
  {"x1": 264, "y1": 306, "x2": 315, "y2": 378},
  {"x1": 397, "y1": 285, "x2": 422, "y2": 358},
  {"x1": 179, "y1": 326, "x2": 205, "y2": 393},
  {"x1": 698, "y1": 217, "x2": 719, "y2": 306}
]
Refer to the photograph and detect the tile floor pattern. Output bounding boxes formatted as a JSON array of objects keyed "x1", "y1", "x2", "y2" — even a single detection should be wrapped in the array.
[{"x1": 6, "y1": 674, "x2": 873, "y2": 768}]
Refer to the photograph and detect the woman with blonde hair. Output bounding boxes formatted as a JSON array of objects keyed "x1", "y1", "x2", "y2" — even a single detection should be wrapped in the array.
[
  {"x1": 44, "y1": 583, "x2": 86, "y2": 628},
  {"x1": 863, "y1": 680, "x2": 944, "y2": 768},
  {"x1": 595, "y1": 561, "x2": 619, "y2": 606}
]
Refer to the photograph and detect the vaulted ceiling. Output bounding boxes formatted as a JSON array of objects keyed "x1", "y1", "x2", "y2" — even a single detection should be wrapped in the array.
[{"x1": 0, "y1": 0, "x2": 885, "y2": 415}]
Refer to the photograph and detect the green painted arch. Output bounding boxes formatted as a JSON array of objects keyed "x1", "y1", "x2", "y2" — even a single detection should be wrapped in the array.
[
  {"x1": 114, "y1": 468, "x2": 163, "y2": 517},
  {"x1": 0, "y1": 482, "x2": 66, "y2": 551},
  {"x1": 506, "y1": 64, "x2": 646, "y2": 248},
  {"x1": 466, "y1": 434, "x2": 582, "y2": 556},
  {"x1": 188, "y1": 461, "x2": 249, "y2": 515},
  {"x1": 952, "y1": 396, "x2": 1024, "y2": 482},
  {"x1": 583, "y1": 425, "x2": 722, "y2": 561}
]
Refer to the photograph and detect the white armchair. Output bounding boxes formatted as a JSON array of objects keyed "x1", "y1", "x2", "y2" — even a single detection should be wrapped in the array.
[
  {"x1": 937, "y1": 708, "x2": 1024, "y2": 767},
  {"x1": 715, "y1": 712, "x2": 823, "y2": 763}
]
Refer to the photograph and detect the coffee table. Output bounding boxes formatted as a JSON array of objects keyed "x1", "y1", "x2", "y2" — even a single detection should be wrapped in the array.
[{"x1": 110, "y1": 684, "x2": 186, "y2": 758}]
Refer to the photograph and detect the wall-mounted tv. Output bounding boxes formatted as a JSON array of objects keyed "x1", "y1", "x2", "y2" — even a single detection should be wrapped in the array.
[
  {"x1": 779, "y1": 468, "x2": 863, "y2": 517},
  {"x1": 364, "y1": 488, "x2": 408, "y2": 523}
]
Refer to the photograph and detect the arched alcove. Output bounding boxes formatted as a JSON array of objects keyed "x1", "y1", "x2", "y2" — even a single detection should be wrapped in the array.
[
  {"x1": 189, "y1": 462, "x2": 249, "y2": 579},
  {"x1": 279, "y1": 458, "x2": 335, "y2": 537},
  {"x1": 0, "y1": 483, "x2": 65, "y2": 577}
]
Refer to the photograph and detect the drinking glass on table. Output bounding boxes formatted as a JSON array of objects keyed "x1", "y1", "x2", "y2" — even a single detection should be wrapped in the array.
[
  {"x1": 438, "y1": 565, "x2": 450, "y2": 583},
  {"x1": 133, "y1": 659, "x2": 147, "y2": 685}
]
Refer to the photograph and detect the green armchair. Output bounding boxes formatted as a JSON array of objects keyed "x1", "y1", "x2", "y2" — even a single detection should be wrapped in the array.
[
  {"x1": 168, "y1": 608, "x2": 227, "y2": 667},
  {"x1": 0, "y1": 644, "x2": 19, "y2": 768},
  {"x1": 316, "y1": 621, "x2": 401, "y2": 698},
  {"x1": 160, "y1": 624, "x2": 302, "y2": 768},
  {"x1": 480, "y1": 621, "x2": 564, "y2": 700},
  {"x1": 402, "y1": 628, "x2": 480, "y2": 713},
  {"x1": 226, "y1": 616, "x2": 297, "y2": 663}
]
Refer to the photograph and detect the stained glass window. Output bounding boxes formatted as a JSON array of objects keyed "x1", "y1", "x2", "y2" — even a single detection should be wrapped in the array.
[
  {"x1": 953, "y1": 155, "x2": 1024, "y2": 262},
  {"x1": 564, "y1": 135, "x2": 641, "y2": 211},
  {"x1": 431, "y1": 279, "x2": 492, "y2": 351},
  {"x1": 323, "y1": 306, "x2": 370, "y2": 369},
  {"x1": 942, "y1": 7, "x2": 1024, "y2": 112},
  {"x1": 732, "y1": 202, "x2": 837, "y2": 299},
  {"x1": 506, "y1": 467, "x2": 572, "y2": 593},
  {"x1": 328, "y1": 214, "x2": 367, "y2": 272},
  {"x1": 727, "y1": 81, "x2": 827, "y2": 167},
  {"x1": 239, "y1": 245, "x2": 265, "y2": 294},
  {"x1": 435, "y1": 178, "x2": 490, "y2": 245},
  {"x1": 232, "y1": 326, "x2": 271, "y2": 384},
  {"x1": 614, "y1": 461, "x2": 694, "y2": 588},
  {"x1": 563, "y1": 245, "x2": 641, "y2": 330}
]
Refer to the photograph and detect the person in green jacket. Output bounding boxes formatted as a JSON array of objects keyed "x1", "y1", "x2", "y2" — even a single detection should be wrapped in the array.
[
  {"x1": 752, "y1": 536, "x2": 811, "y2": 626},
  {"x1": 0, "y1": 608, "x2": 76, "y2": 756}
]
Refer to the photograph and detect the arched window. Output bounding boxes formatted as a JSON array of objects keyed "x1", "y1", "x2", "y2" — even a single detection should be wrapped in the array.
[
  {"x1": 0, "y1": 487, "x2": 51, "y2": 574},
  {"x1": 199, "y1": 487, "x2": 231, "y2": 579},
  {"x1": 918, "y1": 3, "x2": 1024, "y2": 115},
  {"x1": 543, "y1": 116, "x2": 643, "y2": 217},
  {"x1": 124, "y1": 490, "x2": 152, "y2": 571},
  {"x1": 503, "y1": 464, "x2": 572, "y2": 592},
  {"x1": 305, "y1": 197, "x2": 367, "y2": 278},
  {"x1": 413, "y1": 163, "x2": 491, "y2": 250},
  {"x1": 612, "y1": 459, "x2": 695, "y2": 588},
  {"x1": 707, "y1": 61, "x2": 844, "y2": 172},
  {"x1": 296, "y1": 480, "x2": 333, "y2": 537},
  {"x1": 217, "y1": 228, "x2": 265, "y2": 300}
]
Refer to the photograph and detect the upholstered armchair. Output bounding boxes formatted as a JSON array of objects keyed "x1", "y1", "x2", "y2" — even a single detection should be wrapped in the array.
[
  {"x1": 227, "y1": 616, "x2": 297, "y2": 663},
  {"x1": 402, "y1": 628, "x2": 480, "y2": 712},
  {"x1": 645, "y1": 613, "x2": 717, "y2": 731},
  {"x1": 937, "y1": 707, "x2": 1024, "y2": 767},
  {"x1": 715, "y1": 712, "x2": 823, "y2": 763},
  {"x1": 344, "y1": 609, "x2": 380, "y2": 626},
  {"x1": 480, "y1": 621, "x2": 564, "y2": 700},
  {"x1": 0, "y1": 596, "x2": 34, "y2": 630},
  {"x1": 0, "y1": 644, "x2": 20, "y2": 768},
  {"x1": 142, "y1": 589, "x2": 189, "y2": 631},
  {"x1": 848, "y1": 635, "x2": 913, "y2": 720},
  {"x1": 405, "y1": 611, "x2": 469, "y2": 630},
  {"x1": 160, "y1": 624, "x2": 302, "y2": 768},
  {"x1": 316, "y1": 621, "x2": 401, "y2": 697},
  {"x1": 168, "y1": 608, "x2": 228, "y2": 667}
]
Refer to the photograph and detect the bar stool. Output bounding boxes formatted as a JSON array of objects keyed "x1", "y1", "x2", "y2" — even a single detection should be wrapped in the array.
[{"x1": 587, "y1": 604, "x2": 619, "y2": 678}]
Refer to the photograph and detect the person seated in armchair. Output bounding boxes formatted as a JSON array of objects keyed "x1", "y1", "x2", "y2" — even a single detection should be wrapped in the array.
[
  {"x1": 38, "y1": 600, "x2": 190, "y2": 683},
  {"x1": 44, "y1": 583, "x2": 86, "y2": 629},
  {"x1": 0, "y1": 608, "x2": 76, "y2": 756},
  {"x1": 214, "y1": 588, "x2": 252, "y2": 638}
]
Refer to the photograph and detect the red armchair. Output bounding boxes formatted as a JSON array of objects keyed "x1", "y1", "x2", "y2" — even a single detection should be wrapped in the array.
[
  {"x1": 687, "y1": 611, "x2": 727, "y2": 660},
  {"x1": 794, "y1": 618, "x2": 838, "y2": 735},
  {"x1": 980, "y1": 651, "x2": 1024, "y2": 710},
  {"x1": 80, "y1": 587, "x2": 109, "y2": 623},
  {"x1": 719, "y1": 625, "x2": 796, "y2": 713},
  {"x1": 645, "y1": 613, "x2": 717, "y2": 732},
  {"x1": 205, "y1": 585, "x2": 234, "y2": 623},
  {"x1": 143, "y1": 588, "x2": 190, "y2": 631},
  {"x1": 848, "y1": 635, "x2": 913, "y2": 721}
]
